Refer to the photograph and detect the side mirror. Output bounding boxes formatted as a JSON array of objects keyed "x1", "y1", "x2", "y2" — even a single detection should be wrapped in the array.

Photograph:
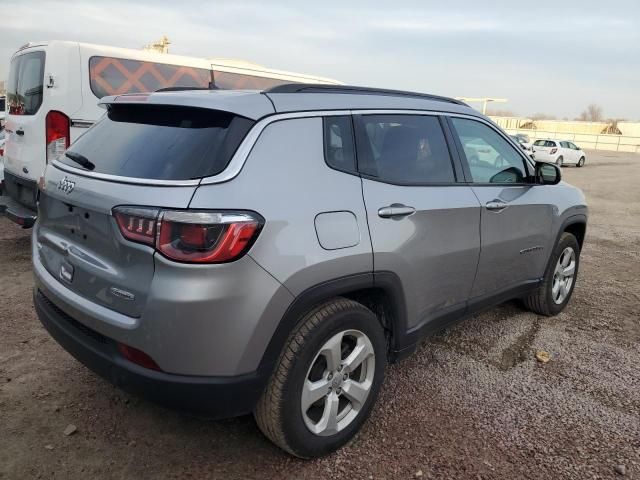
[{"x1": 535, "y1": 161, "x2": 561, "y2": 185}]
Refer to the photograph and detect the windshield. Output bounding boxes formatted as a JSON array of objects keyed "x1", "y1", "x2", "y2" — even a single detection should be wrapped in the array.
[{"x1": 60, "y1": 104, "x2": 255, "y2": 180}]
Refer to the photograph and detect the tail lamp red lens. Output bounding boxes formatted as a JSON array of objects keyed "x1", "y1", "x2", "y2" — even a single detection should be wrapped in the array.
[
  {"x1": 117, "y1": 343, "x2": 161, "y2": 371},
  {"x1": 45, "y1": 110, "x2": 71, "y2": 162},
  {"x1": 550, "y1": 148, "x2": 558, "y2": 154},
  {"x1": 113, "y1": 207, "x2": 263, "y2": 264}
]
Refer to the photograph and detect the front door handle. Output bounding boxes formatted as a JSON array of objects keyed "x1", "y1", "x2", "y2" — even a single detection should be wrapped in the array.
[
  {"x1": 378, "y1": 204, "x2": 416, "y2": 219},
  {"x1": 486, "y1": 200, "x2": 508, "y2": 211}
]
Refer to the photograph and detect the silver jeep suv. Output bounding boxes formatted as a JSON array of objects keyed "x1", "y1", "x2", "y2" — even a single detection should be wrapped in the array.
[{"x1": 33, "y1": 84, "x2": 587, "y2": 458}]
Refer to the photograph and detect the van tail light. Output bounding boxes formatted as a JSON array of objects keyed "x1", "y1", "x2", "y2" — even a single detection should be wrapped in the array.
[
  {"x1": 45, "y1": 110, "x2": 70, "y2": 162},
  {"x1": 113, "y1": 207, "x2": 264, "y2": 264},
  {"x1": 550, "y1": 148, "x2": 558, "y2": 154}
]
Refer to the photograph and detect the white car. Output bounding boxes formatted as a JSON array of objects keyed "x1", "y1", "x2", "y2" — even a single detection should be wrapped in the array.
[{"x1": 532, "y1": 139, "x2": 586, "y2": 167}]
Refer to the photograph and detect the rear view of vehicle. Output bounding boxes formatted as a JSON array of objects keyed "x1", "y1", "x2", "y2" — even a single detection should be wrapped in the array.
[
  {"x1": 532, "y1": 139, "x2": 560, "y2": 164},
  {"x1": 33, "y1": 95, "x2": 277, "y2": 413}
]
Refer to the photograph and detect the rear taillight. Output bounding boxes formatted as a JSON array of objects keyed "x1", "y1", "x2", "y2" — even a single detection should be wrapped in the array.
[
  {"x1": 550, "y1": 148, "x2": 558, "y2": 154},
  {"x1": 113, "y1": 207, "x2": 160, "y2": 246},
  {"x1": 45, "y1": 110, "x2": 70, "y2": 162},
  {"x1": 0, "y1": 147, "x2": 4, "y2": 157},
  {"x1": 113, "y1": 207, "x2": 263, "y2": 264}
]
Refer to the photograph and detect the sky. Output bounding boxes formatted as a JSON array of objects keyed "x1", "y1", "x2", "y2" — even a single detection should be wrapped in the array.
[{"x1": 2, "y1": 0, "x2": 639, "y2": 120}]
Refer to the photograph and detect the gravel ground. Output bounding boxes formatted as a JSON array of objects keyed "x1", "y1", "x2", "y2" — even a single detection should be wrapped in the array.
[{"x1": 1, "y1": 151, "x2": 639, "y2": 479}]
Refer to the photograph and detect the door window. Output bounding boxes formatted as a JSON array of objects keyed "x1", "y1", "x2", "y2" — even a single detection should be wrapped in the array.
[
  {"x1": 450, "y1": 117, "x2": 528, "y2": 184},
  {"x1": 560, "y1": 141, "x2": 570, "y2": 148},
  {"x1": 6, "y1": 51, "x2": 46, "y2": 115},
  {"x1": 355, "y1": 114, "x2": 455, "y2": 184}
]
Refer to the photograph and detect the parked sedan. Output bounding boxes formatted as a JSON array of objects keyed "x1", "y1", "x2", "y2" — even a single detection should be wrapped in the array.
[{"x1": 532, "y1": 139, "x2": 586, "y2": 167}]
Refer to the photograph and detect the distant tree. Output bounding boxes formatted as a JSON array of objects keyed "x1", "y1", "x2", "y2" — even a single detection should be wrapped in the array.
[
  {"x1": 531, "y1": 113, "x2": 557, "y2": 120},
  {"x1": 578, "y1": 104, "x2": 604, "y2": 122},
  {"x1": 485, "y1": 109, "x2": 515, "y2": 117},
  {"x1": 487, "y1": 109, "x2": 517, "y2": 117}
]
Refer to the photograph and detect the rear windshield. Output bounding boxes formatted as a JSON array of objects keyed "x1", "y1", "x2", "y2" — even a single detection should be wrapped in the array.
[
  {"x1": 60, "y1": 105, "x2": 255, "y2": 180},
  {"x1": 6, "y1": 51, "x2": 45, "y2": 115}
]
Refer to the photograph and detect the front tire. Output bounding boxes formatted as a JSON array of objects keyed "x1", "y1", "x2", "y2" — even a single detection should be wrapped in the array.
[
  {"x1": 254, "y1": 298, "x2": 386, "y2": 458},
  {"x1": 524, "y1": 232, "x2": 580, "y2": 316},
  {"x1": 577, "y1": 156, "x2": 585, "y2": 167}
]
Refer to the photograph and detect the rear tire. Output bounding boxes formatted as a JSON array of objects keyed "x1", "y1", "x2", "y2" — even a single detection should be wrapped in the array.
[
  {"x1": 577, "y1": 156, "x2": 585, "y2": 167},
  {"x1": 556, "y1": 156, "x2": 564, "y2": 167},
  {"x1": 524, "y1": 232, "x2": 580, "y2": 316},
  {"x1": 254, "y1": 298, "x2": 386, "y2": 458}
]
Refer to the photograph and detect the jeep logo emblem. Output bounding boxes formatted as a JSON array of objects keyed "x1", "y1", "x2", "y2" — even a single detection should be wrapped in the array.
[{"x1": 57, "y1": 176, "x2": 76, "y2": 194}]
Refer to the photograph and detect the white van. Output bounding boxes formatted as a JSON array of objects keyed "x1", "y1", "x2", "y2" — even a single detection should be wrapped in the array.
[{"x1": 2, "y1": 41, "x2": 340, "y2": 226}]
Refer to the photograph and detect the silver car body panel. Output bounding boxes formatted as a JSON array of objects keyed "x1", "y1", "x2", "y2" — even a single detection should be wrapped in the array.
[{"x1": 33, "y1": 88, "x2": 588, "y2": 384}]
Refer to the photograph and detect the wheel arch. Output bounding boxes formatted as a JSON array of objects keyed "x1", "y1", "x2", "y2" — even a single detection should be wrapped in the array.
[{"x1": 257, "y1": 272, "x2": 409, "y2": 378}]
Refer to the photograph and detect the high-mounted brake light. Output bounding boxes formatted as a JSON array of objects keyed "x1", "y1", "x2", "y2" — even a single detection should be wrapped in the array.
[
  {"x1": 112, "y1": 207, "x2": 264, "y2": 264},
  {"x1": 45, "y1": 110, "x2": 70, "y2": 162}
]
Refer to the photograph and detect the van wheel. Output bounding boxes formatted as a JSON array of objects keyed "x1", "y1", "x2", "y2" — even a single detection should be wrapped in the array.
[
  {"x1": 577, "y1": 157, "x2": 585, "y2": 167},
  {"x1": 254, "y1": 298, "x2": 386, "y2": 458},
  {"x1": 556, "y1": 156, "x2": 563, "y2": 167},
  {"x1": 524, "y1": 232, "x2": 580, "y2": 316}
]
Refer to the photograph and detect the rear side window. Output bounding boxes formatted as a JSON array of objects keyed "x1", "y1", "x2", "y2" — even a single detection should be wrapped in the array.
[
  {"x1": 89, "y1": 56, "x2": 212, "y2": 98},
  {"x1": 6, "y1": 51, "x2": 45, "y2": 115},
  {"x1": 323, "y1": 116, "x2": 356, "y2": 172},
  {"x1": 60, "y1": 105, "x2": 255, "y2": 180},
  {"x1": 212, "y1": 70, "x2": 291, "y2": 90},
  {"x1": 355, "y1": 114, "x2": 455, "y2": 184}
]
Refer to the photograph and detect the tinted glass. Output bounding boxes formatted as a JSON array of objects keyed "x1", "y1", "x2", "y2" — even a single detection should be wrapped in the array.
[
  {"x1": 324, "y1": 116, "x2": 355, "y2": 172},
  {"x1": 0, "y1": 97, "x2": 5, "y2": 111},
  {"x1": 451, "y1": 117, "x2": 527, "y2": 184},
  {"x1": 355, "y1": 114, "x2": 455, "y2": 184},
  {"x1": 7, "y1": 51, "x2": 45, "y2": 115},
  {"x1": 89, "y1": 56, "x2": 212, "y2": 98},
  {"x1": 60, "y1": 105, "x2": 254, "y2": 180},
  {"x1": 213, "y1": 70, "x2": 291, "y2": 90},
  {"x1": 560, "y1": 141, "x2": 569, "y2": 148}
]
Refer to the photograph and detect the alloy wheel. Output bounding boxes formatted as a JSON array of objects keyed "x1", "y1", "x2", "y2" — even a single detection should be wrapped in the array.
[
  {"x1": 552, "y1": 247, "x2": 576, "y2": 304},
  {"x1": 301, "y1": 329, "x2": 376, "y2": 436}
]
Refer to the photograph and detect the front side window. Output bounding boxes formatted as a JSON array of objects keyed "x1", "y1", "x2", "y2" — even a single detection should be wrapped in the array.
[
  {"x1": 6, "y1": 51, "x2": 45, "y2": 115},
  {"x1": 355, "y1": 114, "x2": 455, "y2": 184},
  {"x1": 89, "y1": 56, "x2": 212, "y2": 98},
  {"x1": 450, "y1": 117, "x2": 527, "y2": 184},
  {"x1": 323, "y1": 116, "x2": 356, "y2": 172}
]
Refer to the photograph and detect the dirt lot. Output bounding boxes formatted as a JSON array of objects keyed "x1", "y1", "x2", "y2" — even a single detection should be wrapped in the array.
[{"x1": 1, "y1": 151, "x2": 638, "y2": 479}]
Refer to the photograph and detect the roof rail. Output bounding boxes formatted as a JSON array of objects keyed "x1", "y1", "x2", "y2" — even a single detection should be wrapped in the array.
[{"x1": 264, "y1": 84, "x2": 467, "y2": 106}]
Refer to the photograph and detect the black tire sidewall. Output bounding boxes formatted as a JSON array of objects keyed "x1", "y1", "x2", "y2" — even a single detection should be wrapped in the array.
[
  {"x1": 543, "y1": 233, "x2": 580, "y2": 315},
  {"x1": 280, "y1": 306, "x2": 386, "y2": 458}
]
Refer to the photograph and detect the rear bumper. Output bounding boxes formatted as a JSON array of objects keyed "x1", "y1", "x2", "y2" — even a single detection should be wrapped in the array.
[
  {"x1": 1, "y1": 170, "x2": 38, "y2": 228},
  {"x1": 34, "y1": 288, "x2": 268, "y2": 417},
  {"x1": 1, "y1": 194, "x2": 37, "y2": 227}
]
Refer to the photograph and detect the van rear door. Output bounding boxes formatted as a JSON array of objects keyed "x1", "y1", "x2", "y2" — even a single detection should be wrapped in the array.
[{"x1": 4, "y1": 49, "x2": 47, "y2": 190}]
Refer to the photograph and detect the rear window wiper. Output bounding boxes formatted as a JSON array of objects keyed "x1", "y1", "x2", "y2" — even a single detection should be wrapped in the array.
[{"x1": 65, "y1": 151, "x2": 95, "y2": 171}]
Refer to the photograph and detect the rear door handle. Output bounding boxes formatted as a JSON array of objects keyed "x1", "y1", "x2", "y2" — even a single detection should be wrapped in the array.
[
  {"x1": 15, "y1": 129, "x2": 25, "y2": 136},
  {"x1": 486, "y1": 200, "x2": 508, "y2": 211},
  {"x1": 378, "y1": 204, "x2": 416, "y2": 219}
]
